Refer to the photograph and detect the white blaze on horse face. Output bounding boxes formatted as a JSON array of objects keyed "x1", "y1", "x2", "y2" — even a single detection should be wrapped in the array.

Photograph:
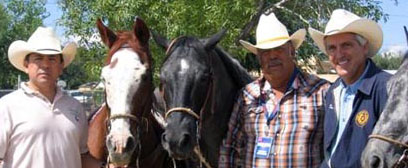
[
  {"x1": 179, "y1": 59, "x2": 190, "y2": 74},
  {"x1": 102, "y1": 48, "x2": 146, "y2": 135}
]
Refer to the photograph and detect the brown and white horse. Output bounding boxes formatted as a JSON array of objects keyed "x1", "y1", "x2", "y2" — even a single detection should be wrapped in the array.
[{"x1": 87, "y1": 17, "x2": 175, "y2": 167}]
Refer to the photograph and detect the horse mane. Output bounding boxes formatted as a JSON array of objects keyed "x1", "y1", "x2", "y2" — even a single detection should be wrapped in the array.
[
  {"x1": 214, "y1": 47, "x2": 253, "y2": 87},
  {"x1": 386, "y1": 52, "x2": 408, "y2": 94},
  {"x1": 105, "y1": 31, "x2": 152, "y2": 67}
]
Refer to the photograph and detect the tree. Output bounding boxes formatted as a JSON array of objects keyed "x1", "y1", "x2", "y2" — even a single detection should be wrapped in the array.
[
  {"x1": 372, "y1": 54, "x2": 403, "y2": 70},
  {"x1": 0, "y1": 0, "x2": 48, "y2": 89},
  {"x1": 58, "y1": 0, "x2": 388, "y2": 84}
]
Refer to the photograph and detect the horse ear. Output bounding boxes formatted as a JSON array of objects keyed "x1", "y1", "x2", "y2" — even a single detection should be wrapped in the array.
[
  {"x1": 96, "y1": 18, "x2": 117, "y2": 48},
  {"x1": 151, "y1": 31, "x2": 170, "y2": 50},
  {"x1": 133, "y1": 17, "x2": 150, "y2": 46},
  {"x1": 203, "y1": 29, "x2": 227, "y2": 50},
  {"x1": 404, "y1": 26, "x2": 408, "y2": 46}
]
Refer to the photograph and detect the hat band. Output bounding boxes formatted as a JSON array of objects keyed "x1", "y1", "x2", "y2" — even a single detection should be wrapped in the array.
[
  {"x1": 36, "y1": 48, "x2": 61, "y2": 52},
  {"x1": 257, "y1": 36, "x2": 289, "y2": 45},
  {"x1": 326, "y1": 29, "x2": 340, "y2": 35}
]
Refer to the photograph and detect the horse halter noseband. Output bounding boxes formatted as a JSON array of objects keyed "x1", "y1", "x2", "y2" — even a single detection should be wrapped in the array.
[
  {"x1": 109, "y1": 113, "x2": 139, "y2": 122},
  {"x1": 369, "y1": 134, "x2": 408, "y2": 168}
]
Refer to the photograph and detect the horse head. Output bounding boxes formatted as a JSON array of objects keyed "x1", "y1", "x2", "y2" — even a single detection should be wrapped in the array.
[
  {"x1": 361, "y1": 27, "x2": 408, "y2": 168},
  {"x1": 152, "y1": 30, "x2": 226, "y2": 160},
  {"x1": 96, "y1": 17, "x2": 152, "y2": 166}
]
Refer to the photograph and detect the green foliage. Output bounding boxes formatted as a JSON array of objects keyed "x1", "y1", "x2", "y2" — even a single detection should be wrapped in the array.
[
  {"x1": 372, "y1": 54, "x2": 403, "y2": 70},
  {"x1": 58, "y1": 0, "x2": 387, "y2": 85},
  {"x1": 0, "y1": 0, "x2": 47, "y2": 89}
]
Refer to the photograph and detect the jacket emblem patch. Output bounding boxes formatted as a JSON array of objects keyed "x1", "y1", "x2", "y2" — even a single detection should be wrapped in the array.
[{"x1": 355, "y1": 110, "x2": 369, "y2": 127}]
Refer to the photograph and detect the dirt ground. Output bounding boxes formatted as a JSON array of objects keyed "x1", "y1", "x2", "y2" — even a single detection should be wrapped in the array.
[{"x1": 317, "y1": 74, "x2": 339, "y2": 83}]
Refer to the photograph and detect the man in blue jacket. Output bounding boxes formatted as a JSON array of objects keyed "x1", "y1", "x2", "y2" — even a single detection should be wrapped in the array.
[{"x1": 309, "y1": 9, "x2": 392, "y2": 167}]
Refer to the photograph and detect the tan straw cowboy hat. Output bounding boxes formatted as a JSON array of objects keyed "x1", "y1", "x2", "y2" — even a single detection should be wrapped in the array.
[
  {"x1": 8, "y1": 27, "x2": 77, "y2": 72},
  {"x1": 240, "y1": 12, "x2": 306, "y2": 55},
  {"x1": 309, "y1": 9, "x2": 383, "y2": 57}
]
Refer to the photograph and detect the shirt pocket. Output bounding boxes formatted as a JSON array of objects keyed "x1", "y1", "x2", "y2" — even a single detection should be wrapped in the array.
[
  {"x1": 297, "y1": 103, "x2": 323, "y2": 132},
  {"x1": 243, "y1": 106, "x2": 265, "y2": 137}
]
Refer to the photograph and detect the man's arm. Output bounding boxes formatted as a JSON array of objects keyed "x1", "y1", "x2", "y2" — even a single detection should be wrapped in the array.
[
  {"x1": 218, "y1": 92, "x2": 246, "y2": 168},
  {"x1": 0, "y1": 101, "x2": 10, "y2": 163}
]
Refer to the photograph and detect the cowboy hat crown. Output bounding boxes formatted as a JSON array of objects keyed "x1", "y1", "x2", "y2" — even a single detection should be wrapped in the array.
[
  {"x1": 8, "y1": 27, "x2": 77, "y2": 72},
  {"x1": 308, "y1": 9, "x2": 383, "y2": 57},
  {"x1": 239, "y1": 12, "x2": 306, "y2": 55}
]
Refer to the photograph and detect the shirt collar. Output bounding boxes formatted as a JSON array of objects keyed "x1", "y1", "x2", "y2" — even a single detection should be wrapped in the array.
[
  {"x1": 21, "y1": 82, "x2": 64, "y2": 103},
  {"x1": 250, "y1": 68, "x2": 326, "y2": 99},
  {"x1": 261, "y1": 68, "x2": 299, "y2": 94}
]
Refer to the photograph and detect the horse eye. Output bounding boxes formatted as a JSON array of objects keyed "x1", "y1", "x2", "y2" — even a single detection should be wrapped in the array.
[{"x1": 141, "y1": 74, "x2": 147, "y2": 81}]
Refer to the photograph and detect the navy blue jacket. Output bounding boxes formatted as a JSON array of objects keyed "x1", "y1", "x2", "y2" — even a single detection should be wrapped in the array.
[{"x1": 320, "y1": 60, "x2": 391, "y2": 168}]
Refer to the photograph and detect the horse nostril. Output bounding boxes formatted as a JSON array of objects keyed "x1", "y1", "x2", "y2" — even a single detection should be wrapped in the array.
[
  {"x1": 125, "y1": 136, "x2": 136, "y2": 152},
  {"x1": 179, "y1": 133, "x2": 191, "y2": 147},
  {"x1": 162, "y1": 133, "x2": 168, "y2": 143},
  {"x1": 106, "y1": 137, "x2": 114, "y2": 150},
  {"x1": 370, "y1": 155, "x2": 382, "y2": 168}
]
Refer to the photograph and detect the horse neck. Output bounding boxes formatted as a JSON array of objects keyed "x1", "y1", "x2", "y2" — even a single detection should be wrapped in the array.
[
  {"x1": 134, "y1": 89, "x2": 168, "y2": 165},
  {"x1": 198, "y1": 50, "x2": 242, "y2": 166}
]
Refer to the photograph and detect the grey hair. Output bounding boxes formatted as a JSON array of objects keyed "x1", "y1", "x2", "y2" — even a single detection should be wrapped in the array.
[{"x1": 354, "y1": 34, "x2": 368, "y2": 46}]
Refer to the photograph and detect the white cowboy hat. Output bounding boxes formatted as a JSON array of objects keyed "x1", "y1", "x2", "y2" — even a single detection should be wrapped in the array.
[
  {"x1": 308, "y1": 9, "x2": 383, "y2": 57},
  {"x1": 240, "y1": 13, "x2": 306, "y2": 55},
  {"x1": 8, "y1": 27, "x2": 77, "y2": 72}
]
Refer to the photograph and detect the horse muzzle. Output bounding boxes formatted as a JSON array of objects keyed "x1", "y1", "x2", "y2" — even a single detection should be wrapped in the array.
[
  {"x1": 161, "y1": 131, "x2": 196, "y2": 160},
  {"x1": 106, "y1": 134, "x2": 137, "y2": 166}
]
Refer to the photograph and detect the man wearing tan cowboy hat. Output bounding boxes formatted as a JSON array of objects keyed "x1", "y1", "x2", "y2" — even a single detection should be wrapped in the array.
[
  {"x1": 219, "y1": 12, "x2": 329, "y2": 168},
  {"x1": 309, "y1": 9, "x2": 391, "y2": 168},
  {"x1": 0, "y1": 27, "x2": 101, "y2": 168}
]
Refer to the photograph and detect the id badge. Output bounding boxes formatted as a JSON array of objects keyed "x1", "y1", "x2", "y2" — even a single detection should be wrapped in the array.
[{"x1": 255, "y1": 137, "x2": 273, "y2": 158}]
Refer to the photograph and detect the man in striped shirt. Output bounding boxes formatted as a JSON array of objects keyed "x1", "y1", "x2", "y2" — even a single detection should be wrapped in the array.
[{"x1": 218, "y1": 13, "x2": 330, "y2": 168}]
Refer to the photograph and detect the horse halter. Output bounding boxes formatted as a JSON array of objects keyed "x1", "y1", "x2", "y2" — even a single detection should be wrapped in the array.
[
  {"x1": 161, "y1": 38, "x2": 214, "y2": 168},
  {"x1": 369, "y1": 134, "x2": 408, "y2": 168},
  {"x1": 109, "y1": 113, "x2": 139, "y2": 122},
  {"x1": 163, "y1": 79, "x2": 213, "y2": 168}
]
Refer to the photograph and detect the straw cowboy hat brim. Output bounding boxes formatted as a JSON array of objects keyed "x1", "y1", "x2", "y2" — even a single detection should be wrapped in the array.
[
  {"x1": 8, "y1": 41, "x2": 77, "y2": 72},
  {"x1": 309, "y1": 15, "x2": 382, "y2": 57},
  {"x1": 240, "y1": 29, "x2": 306, "y2": 55}
]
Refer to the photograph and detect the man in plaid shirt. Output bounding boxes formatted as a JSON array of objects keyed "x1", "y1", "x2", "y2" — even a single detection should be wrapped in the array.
[{"x1": 218, "y1": 13, "x2": 330, "y2": 168}]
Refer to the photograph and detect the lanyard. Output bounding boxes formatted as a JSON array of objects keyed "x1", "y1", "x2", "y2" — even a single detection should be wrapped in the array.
[{"x1": 264, "y1": 68, "x2": 298, "y2": 125}]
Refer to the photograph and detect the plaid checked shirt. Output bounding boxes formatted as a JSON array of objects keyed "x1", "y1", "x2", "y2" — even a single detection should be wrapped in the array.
[{"x1": 219, "y1": 71, "x2": 329, "y2": 168}]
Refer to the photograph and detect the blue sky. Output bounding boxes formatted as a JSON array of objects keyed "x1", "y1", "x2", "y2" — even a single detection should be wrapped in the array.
[
  {"x1": 379, "y1": 0, "x2": 408, "y2": 53},
  {"x1": 44, "y1": 0, "x2": 408, "y2": 54}
]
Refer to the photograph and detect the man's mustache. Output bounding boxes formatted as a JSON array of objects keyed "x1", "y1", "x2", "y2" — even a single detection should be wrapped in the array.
[{"x1": 267, "y1": 59, "x2": 282, "y2": 66}]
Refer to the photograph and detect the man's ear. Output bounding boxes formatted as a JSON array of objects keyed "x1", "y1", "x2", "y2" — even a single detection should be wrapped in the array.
[
  {"x1": 289, "y1": 42, "x2": 296, "y2": 59},
  {"x1": 23, "y1": 61, "x2": 29, "y2": 73},
  {"x1": 363, "y1": 42, "x2": 370, "y2": 58}
]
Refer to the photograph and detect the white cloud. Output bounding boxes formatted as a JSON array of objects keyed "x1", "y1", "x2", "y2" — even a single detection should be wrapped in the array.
[
  {"x1": 381, "y1": 45, "x2": 408, "y2": 57},
  {"x1": 66, "y1": 33, "x2": 102, "y2": 48}
]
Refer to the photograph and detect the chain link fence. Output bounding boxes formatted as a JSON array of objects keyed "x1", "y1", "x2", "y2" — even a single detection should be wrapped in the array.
[{"x1": 0, "y1": 89, "x2": 105, "y2": 117}]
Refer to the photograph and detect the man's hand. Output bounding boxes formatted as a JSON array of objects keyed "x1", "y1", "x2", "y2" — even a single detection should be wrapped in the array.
[{"x1": 81, "y1": 153, "x2": 105, "y2": 168}]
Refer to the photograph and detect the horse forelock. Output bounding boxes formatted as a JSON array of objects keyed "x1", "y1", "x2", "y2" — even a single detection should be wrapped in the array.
[
  {"x1": 106, "y1": 31, "x2": 152, "y2": 69},
  {"x1": 162, "y1": 36, "x2": 209, "y2": 66}
]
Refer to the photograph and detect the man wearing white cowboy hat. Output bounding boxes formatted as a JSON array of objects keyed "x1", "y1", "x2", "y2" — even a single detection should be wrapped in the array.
[
  {"x1": 219, "y1": 13, "x2": 329, "y2": 168},
  {"x1": 0, "y1": 27, "x2": 101, "y2": 168},
  {"x1": 309, "y1": 9, "x2": 391, "y2": 168}
]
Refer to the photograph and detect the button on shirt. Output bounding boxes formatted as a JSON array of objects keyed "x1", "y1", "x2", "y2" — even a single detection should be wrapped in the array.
[
  {"x1": 218, "y1": 71, "x2": 330, "y2": 168},
  {"x1": 330, "y1": 61, "x2": 371, "y2": 156}
]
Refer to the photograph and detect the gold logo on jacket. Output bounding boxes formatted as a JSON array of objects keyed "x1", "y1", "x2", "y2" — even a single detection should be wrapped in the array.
[{"x1": 355, "y1": 110, "x2": 369, "y2": 127}]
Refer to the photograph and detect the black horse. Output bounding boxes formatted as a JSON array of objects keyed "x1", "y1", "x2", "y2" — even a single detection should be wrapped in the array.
[
  {"x1": 361, "y1": 27, "x2": 408, "y2": 168},
  {"x1": 152, "y1": 30, "x2": 253, "y2": 167}
]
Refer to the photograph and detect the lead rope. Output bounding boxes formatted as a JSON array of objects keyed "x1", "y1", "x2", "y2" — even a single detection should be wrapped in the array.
[
  {"x1": 194, "y1": 79, "x2": 213, "y2": 168},
  {"x1": 193, "y1": 146, "x2": 211, "y2": 168}
]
